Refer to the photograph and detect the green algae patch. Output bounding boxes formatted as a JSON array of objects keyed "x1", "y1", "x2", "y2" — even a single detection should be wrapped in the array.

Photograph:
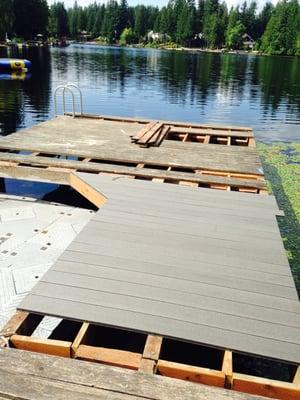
[{"x1": 258, "y1": 142, "x2": 300, "y2": 294}]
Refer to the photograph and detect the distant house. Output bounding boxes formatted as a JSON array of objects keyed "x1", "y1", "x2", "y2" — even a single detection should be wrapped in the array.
[
  {"x1": 147, "y1": 31, "x2": 170, "y2": 43},
  {"x1": 79, "y1": 31, "x2": 92, "y2": 42},
  {"x1": 242, "y1": 34, "x2": 255, "y2": 50}
]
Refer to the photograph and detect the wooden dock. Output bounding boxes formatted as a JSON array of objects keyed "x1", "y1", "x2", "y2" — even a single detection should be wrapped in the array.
[
  {"x1": 0, "y1": 348, "x2": 267, "y2": 400},
  {"x1": 0, "y1": 113, "x2": 299, "y2": 400},
  {"x1": 0, "y1": 114, "x2": 266, "y2": 193}
]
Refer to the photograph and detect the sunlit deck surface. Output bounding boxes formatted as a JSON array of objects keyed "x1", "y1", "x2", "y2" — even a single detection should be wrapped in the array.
[
  {"x1": 19, "y1": 172, "x2": 300, "y2": 365},
  {"x1": 1, "y1": 113, "x2": 299, "y2": 399},
  {"x1": 0, "y1": 348, "x2": 267, "y2": 400},
  {"x1": 0, "y1": 114, "x2": 267, "y2": 193}
]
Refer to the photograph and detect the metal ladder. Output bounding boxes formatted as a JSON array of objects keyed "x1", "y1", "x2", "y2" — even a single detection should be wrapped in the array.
[{"x1": 54, "y1": 83, "x2": 83, "y2": 117}]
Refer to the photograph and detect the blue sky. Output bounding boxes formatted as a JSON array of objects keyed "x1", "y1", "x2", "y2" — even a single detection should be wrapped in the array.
[{"x1": 48, "y1": 0, "x2": 278, "y2": 9}]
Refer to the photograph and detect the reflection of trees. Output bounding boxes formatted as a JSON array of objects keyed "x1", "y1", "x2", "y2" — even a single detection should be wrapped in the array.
[
  {"x1": 0, "y1": 47, "x2": 51, "y2": 136},
  {"x1": 23, "y1": 48, "x2": 51, "y2": 115},
  {"x1": 0, "y1": 47, "x2": 24, "y2": 135},
  {"x1": 254, "y1": 56, "x2": 300, "y2": 114}
]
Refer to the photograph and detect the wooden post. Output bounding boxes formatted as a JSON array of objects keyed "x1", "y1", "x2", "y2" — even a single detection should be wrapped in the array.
[
  {"x1": 222, "y1": 350, "x2": 233, "y2": 389},
  {"x1": 139, "y1": 334, "x2": 163, "y2": 374}
]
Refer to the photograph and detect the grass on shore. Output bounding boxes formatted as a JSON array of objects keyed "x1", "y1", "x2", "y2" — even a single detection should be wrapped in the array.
[{"x1": 258, "y1": 142, "x2": 300, "y2": 295}]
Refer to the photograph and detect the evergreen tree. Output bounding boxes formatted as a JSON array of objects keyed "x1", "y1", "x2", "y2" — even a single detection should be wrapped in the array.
[
  {"x1": 14, "y1": 0, "x2": 48, "y2": 39},
  {"x1": 257, "y1": 2, "x2": 274, "y2": 38},
  {"x1": 134, "y1": 5, "x2": 147, "y2": 39},
  {"x1": 49, "y1": 2, "x2": 69, "y2": 37},
  {"x1": 260, "y1": 0, "x2": 300, "y2": 55},
  {"x1": 0, "y1": 0, "x2": 15, "y2": 40},
  {"x1": 101, "y1": 0, "x2": 120, "y2": 42},
  {"x1": 226, "y1": 20, "x2": 245, "y2": 49},
  {"x1": 92, "y1": 5, "x2": 105, "y2": 37},
  {"x1": 118, "y1": 0, "x2": 129, "y2": 33}
]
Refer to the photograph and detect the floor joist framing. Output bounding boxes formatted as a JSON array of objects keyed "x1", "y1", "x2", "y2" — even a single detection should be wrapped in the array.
[{"x1": 1, "y1": 311, "x2": 299, "y2": 400}]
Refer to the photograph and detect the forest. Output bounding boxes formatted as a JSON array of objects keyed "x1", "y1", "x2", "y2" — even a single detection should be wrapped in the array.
[{"x1": 0, "y1": 0, "x2": 299, "y2": 55}]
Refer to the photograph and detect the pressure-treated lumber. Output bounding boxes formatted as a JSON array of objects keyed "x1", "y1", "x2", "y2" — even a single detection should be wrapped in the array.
[
  {"x1": 232, "y1": 373, "x2": 300, "y2": 400},
  {"x1": 0, "y1": 348, "x2": 267, "y2": 400}
]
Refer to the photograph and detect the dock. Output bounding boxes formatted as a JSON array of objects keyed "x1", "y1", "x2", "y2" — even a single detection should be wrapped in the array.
[{"x1": 0, "y1": 113, "x2": 299, "y2": 400}]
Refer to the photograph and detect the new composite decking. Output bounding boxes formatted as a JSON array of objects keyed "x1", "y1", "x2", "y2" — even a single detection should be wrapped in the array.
[{"x1": 19, "y1": 173, "x2": 300, "y2": 365}]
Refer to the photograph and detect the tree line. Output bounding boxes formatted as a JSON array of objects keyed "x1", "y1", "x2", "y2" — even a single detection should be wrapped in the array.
[{"x1": 0, "y1": 0, "x2": 299, "y2": 55}]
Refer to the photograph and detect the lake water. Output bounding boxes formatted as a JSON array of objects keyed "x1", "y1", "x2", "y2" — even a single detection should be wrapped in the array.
[{"x1": 0, "y1": 44, "x2": 299, "y2": 143}]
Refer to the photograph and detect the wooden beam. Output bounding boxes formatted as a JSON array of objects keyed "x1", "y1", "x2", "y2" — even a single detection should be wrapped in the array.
[
  {"x1": 222, "y1": 350, "x2": 233, "y2": 389},
  {"x1": 0, "y1": 311, "x2": 29, "y2": 338},
  {"x1": 139, "y1": 358, "x2": 157, "y2": 374},
  {"x1": 293, "y1": 366, "x2": 300, "y2": 385},
  {"x1": 75, "y1": 345, "x2": 142, "y2": 370},
  {"x1": 10, "y1": 335, "x2": 71, "y2": 358},
  {"x1": 69, "y1": 172, "x2": 107, "y2": 208},
  {"x1": 139, "y1": 335, "x2": 163, "y2": 374},
  {"x1": 71, "y1": 322, "x2": 89, "y2": 357},
  {"x1": 0, "y1": 153, "x2": 266, "y2": 190},
  {"x1": 0, "y1": 348, "x2": 268, "y2": 400},
  {"x1": 73, "y1": 113, "x2": 253, "y2": 134},
  {"x1": 157, "y1": 360, "x2": 225, "y2": 387},
  {"x1": 142, "y1": 335, "x2": 163, "y2": 361},
  {"x1": 232, "y1": 373, "x2": 300, "y2": 400}
]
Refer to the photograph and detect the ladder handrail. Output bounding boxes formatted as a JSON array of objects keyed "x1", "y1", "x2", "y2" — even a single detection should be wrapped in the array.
[
  {"x1": 65, "y1": 83, "x2": 83, "y2": 115},
  {"x1": 53, "y1": 83, "x2": 83, "y2": 117}
]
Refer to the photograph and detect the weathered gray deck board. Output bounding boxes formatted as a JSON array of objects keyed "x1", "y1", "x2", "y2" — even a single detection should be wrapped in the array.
[
  {"x1": 0, "y1": 116, "x2": 262, "y2": 175},
  {"x1": 0, "y1": 348, "x2": 266, "y2": 400},
  {"x1": 0, "y1": 152, "x2": 267, "y2": 189},
  {"x1": 19, "y1": 173, "x2": 300, "y2": 364}
]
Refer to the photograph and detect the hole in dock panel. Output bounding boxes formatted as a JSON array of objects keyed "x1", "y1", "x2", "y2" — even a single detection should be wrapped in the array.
[
  {"x1": 160, "y1": 339, "x2": 223, "y2": 370},
  {"x1": 233, "y1": 353, "x2": 297, "y2": 382},
  {"x1": 209, "y1": 136, "x2": 229, "y2": 145},
  {"x1": 165, "y1": 132, "x2": 185, "y2": 141},
  {"x1": 169, "y1": 166, "x2": 195, "y2": 173},
  {"x1": 90, "y1": 159, "x2": 137, "y2": 167},
  {"x1": 15, "y1": 313, "x2": 44, "y2": 336},
  {"x1": 82, "y1": 325, "x2": 146, "y2": 353},
  {"x1": 48, "y1": 320, "x2": 82, "y2": 342},
  {"x1": 143, "y1": 164, "x2": 169, "y2": 171},
  {"x1": 190, "y1": 135, "x2": 205, "y2": 143}
]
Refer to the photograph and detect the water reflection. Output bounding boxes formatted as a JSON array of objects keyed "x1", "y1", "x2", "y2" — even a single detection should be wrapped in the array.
[
  {"x1": 0, "y1": 44, "x2": 299, "y2": 142},
  {"x1": 0, "y1": 46, "x2": 51, "y2": 135}
]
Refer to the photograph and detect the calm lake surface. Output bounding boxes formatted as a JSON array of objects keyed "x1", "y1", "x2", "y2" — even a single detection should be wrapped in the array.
[{"x1": 0, "y1": 44, "x2": 300, "y2": 143}]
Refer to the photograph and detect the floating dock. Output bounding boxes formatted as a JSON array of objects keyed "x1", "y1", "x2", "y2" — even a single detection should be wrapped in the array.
[{"x1": 0, "y1": 114, "x2": 299, "y2": 400}]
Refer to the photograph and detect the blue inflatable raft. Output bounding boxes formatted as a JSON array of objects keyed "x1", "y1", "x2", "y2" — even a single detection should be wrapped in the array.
[{"x1": 0, "y1": 58, "x2": 32, "y2": 71}]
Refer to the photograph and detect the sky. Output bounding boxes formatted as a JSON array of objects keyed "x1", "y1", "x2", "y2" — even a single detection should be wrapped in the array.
[{"x1": 48, "y1": 0, "x2": 279, "y2": 9}]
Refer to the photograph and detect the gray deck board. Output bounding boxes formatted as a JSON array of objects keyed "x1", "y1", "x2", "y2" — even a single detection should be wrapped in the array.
[
  {"x1": 30, "y1": 280, "x2": 300, "y2": 344},
  {"x1": 83, "y1": 173, "x2": 274, "y2": 205},
  {"x1": 39, "y1": 268, "x2": 300, "y2": 326},
  {"x1": 19, "y1": 173, "x2": 300, "y2": 364},
  {"x1": 74, "y1": 226, "x2": 289, "y2": 269},
  {"x1": 20, "y1": 294, "x2": 300, "y2": 363}
]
